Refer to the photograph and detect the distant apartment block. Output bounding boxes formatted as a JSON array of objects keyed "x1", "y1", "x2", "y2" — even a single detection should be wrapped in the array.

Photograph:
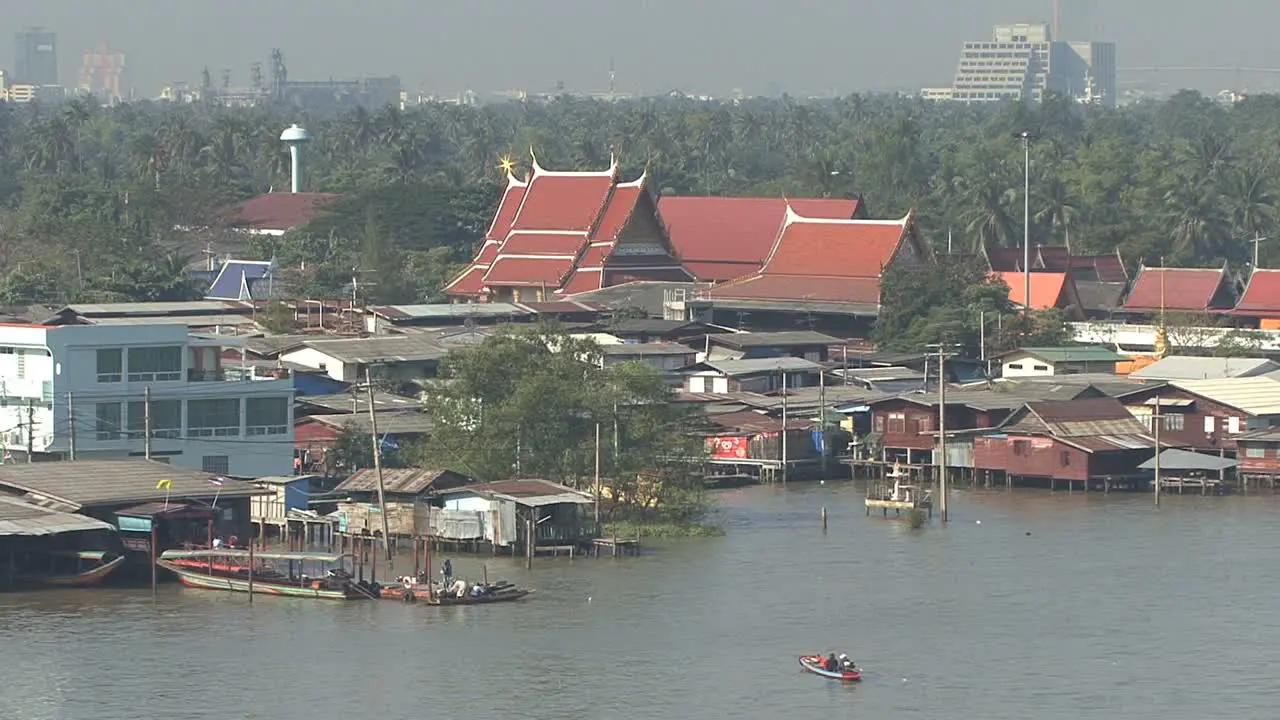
[
  {"x1": 14, "y1": 27, "x2": 57, "y2": 86},
  {"x1": 79, "y1": 46, "x2": 127, "y2": 102},
  {"x1": 922, "y1": 23, "x2": 1115, "y2": 108}
]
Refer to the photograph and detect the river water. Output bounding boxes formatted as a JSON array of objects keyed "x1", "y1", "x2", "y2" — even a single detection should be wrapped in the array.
[{"x1": 3, "y1": 483, "x2": 1280, "y2": 720}]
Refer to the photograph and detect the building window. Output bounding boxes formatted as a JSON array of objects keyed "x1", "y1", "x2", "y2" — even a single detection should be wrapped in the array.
[
  {"x1": 95, "y1": 402, "x2": 122, "y2": 441},
  {"x1": 915, "y1": 416, "x2": 932, "y2": 434},
  {"x1": 1161, "y1": 414, "x2": 1184, "y2": 432},
  {"x1": 1033, "y1": 365, "x2": 1049, "y2": 371},
  {"x1": 1008, "y1": 363, "x2": 1024, "y2": 370},
  {"x1": 245, "y1": 397, "x2": 289, "y2": 436},
  {"x1": 127, "y1": 399, "x2": 182, "y2": 439},
  {"x1": 16, "y1": 350, "x2": 25, "y2": 379},
  {"x1": 873, "y1": 415, "x2": 885, "y2": 433},
  {"x1": 202, "y1": 455, "x2": 230, "y2": 474},
  {"x1": 1245, "y1": 447, "x2": 1266, "y2": 458},
  {"x1": 127, "y1": 346, "x2": 183, "y2": 382},
  {"x1": 887, "y1": 412, "x2": 906, "y2": 434},
  {"x1": 97, "y1": 349, "x2": 123, "y2": 383},
  {"x1": 1061, "y1": 451, "x2": 1071, "y2": 466},
  {"x1": 187, "y1": 399, "x2": 241, "y2": 437},
  {"x1": 40, "y1": 381, "x2": 52, "y2": 409}
]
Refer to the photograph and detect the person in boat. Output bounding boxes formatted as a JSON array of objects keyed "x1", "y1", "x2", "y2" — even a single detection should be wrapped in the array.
[
  {"x1": 839, "y1": 654, "x2": 855, "y2": 671},
  {"x1": 441, "y1": 558, "x2": 453, "y2": 585},
  {"x1": 211, "y1": 536, "x2": 223, "y2": 549},
  {"x1": 824, "y1": 653, "x2": 839, "y2": 672}
]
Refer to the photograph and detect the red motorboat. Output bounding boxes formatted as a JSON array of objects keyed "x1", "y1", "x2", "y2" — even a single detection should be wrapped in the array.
[{"x1": 799, "y1": 655, "x2": 862, "y2": 681}]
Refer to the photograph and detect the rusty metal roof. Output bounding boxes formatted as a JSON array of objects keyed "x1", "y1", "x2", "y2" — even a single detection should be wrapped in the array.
[
  {"x1": 333, "y1": 468, "x2": 471, "y2": 495},
  {"x1": 0, "y1": 460, "x2": 268, "y2": 511},
  {"x1": 706, "y1": 410, "x2": 813, "y2": 434},
  {"x1": 0, "y1": 496, "x2": 115, "y2": 536},
  {"x1": 441, "y1": 479, "x2": 592, "y2": 506}
]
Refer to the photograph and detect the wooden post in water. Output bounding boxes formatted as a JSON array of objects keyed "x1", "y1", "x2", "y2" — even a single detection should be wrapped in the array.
[
  {"x1": 247, "y1": 532, "x2": 254, "y2": 604},
  {"x1": 526, "y1": 514, "x2": 535, "y2": 570},
  {"x1": 149, "y1": 523, "x2": 158, "y2": 599},
  {"x1": 1154, "y1": 400, "x2": 1162, "y2": 508},
  {"x1": 821, "y1": 507, "x2": 828, "y2": 532}
]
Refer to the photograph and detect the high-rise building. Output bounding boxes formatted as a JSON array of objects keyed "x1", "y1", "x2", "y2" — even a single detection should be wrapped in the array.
[
  {"x1": 921, "y1": 22, "x2": 1116, "y2": 108},
  {"x1": 79, "y1": 46, "x2": 127, "y2": 102},
  {"x1": 14, "y1": 27, "x2": 57, "y2": 86}
]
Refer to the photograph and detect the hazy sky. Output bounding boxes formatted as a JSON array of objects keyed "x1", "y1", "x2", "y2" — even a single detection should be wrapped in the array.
[{"x1": 2, "y1": 0, "x2": 1277, "y2": 97}]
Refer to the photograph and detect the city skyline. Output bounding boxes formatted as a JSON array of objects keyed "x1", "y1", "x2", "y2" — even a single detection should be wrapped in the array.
[{"x1": 1, "y1": 0, "x2": 1279, "y2": 97}]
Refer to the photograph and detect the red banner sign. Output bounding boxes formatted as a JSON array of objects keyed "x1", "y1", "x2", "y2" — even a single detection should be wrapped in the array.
[{"x1": 709, "y1": 436, "x2": 749, "y2": 460}]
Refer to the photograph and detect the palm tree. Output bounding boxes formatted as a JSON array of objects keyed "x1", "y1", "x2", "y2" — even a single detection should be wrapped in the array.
[
  {"x1": 1223, "y1": 163, "x2": 1275, "y2": 241},
  {"x1": 1164, "y1": 177, "x2": 1231, "y2": 261}
]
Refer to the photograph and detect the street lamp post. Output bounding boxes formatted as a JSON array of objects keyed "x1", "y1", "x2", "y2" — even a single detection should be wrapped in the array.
[{"x1": 1014, "y1": 131, "x2": 1034, "y2": 313}]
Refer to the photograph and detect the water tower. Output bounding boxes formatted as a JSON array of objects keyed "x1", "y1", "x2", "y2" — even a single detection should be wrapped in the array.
[{"x1": 280, "y1": 123, "x2": 313, "y2": 193}]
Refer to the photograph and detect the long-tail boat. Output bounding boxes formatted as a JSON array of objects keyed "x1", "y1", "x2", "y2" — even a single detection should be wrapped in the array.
[
  {"x1": 380, "y1": 577, "x2": 533, "y2": 605},
  {"x1": 157, "y1": 549, "x2": 375, "y2": 600},
  {"x1": 17, "y1": 550, "x2": 126, "y2": 587}
]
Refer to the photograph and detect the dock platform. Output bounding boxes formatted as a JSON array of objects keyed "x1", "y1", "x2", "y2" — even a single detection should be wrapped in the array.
[{"x1": 592, "y1": 538, "x2": 640, "y2": 557}]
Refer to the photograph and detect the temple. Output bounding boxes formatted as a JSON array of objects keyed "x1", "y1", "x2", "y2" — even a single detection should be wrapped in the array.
[
  {"x1": 444, "y1": 157, "x2": 692, "y2": 302},
  {"x1": 683, "y1": 208, "x2": 928, "y2": 333}
]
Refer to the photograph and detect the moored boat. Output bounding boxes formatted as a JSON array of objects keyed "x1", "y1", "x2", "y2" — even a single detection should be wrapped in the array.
[
  {"x1": 798, "y1": 655, "x2": 862, "y2": 681},
  {"x1": 380, "y1": 577, "x2": 534, "y2": 605},
  {"x1": 17, "y1": 550, "x2": 126, "y2": 587},
  {"x1": 157, "y1": 549, "x2": 375, "y2": 600}
]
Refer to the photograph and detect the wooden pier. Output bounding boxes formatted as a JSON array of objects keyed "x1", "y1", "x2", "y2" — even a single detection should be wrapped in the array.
[
  {"x1": 864, "y1": 464, "x2": 933, "y2": 518},
  {"x1": 592, "y1": 537, "x2": 640, "y2": 557}
]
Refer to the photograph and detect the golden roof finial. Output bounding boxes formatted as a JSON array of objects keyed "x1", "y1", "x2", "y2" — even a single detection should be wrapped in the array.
[{"x1": 497, "y1": 154, "x2": 516, "y2": 175}]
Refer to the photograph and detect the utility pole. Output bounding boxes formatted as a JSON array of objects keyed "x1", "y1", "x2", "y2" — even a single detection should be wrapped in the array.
[
  {"x1": 1251, "y1": 234, "x2": 1268, "y2": 269},
  {"x1": 1154, "y1": 401, "x2": 1162, "y2": 508},
  {"x1": 594, "y1": 422, "x2": 602, "y2": 525},
  {"x1": 25, "y1": 403, "x2": 33, "y2": 463},
  {"x1": 780, "y1": 370, "x2": 789, "y2": 485},
  {"x1": 928, "y1": 343, "x2": 960, "y2": 522},
  {"x1": 819, "y1": 363, "x2": 828, "y2": 477},
  {"x1": 143, "y1": 386, "x2": 152, "y2": 460},
  {"x1": 1015, "y1": 131, "x2": 1034, "y2": 314},
  {"x1": 67, "y1": 392, "x2": 76, "y2": 461},
  {"x1": 364, "y1": 367, "x2": 393, "y2": 560}
]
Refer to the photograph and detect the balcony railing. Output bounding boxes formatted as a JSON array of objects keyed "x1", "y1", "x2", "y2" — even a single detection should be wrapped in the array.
[{"x1": 187, "y1": 369, "x2": 226, "y2": 382}]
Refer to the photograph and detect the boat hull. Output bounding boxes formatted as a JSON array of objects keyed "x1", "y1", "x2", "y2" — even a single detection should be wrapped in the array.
[
  {"x1": 798, "y1": 656, "x2": 862, "y2": 681},
  {"x1": 17, "y1": 555, "x2": 126, "y2": 587},
  {"x1": 380, "y1": 582, "x2": 533, "y2": 605},
  {"x1": 156, "y1": 560, "x2": 363, "y2": 600}
]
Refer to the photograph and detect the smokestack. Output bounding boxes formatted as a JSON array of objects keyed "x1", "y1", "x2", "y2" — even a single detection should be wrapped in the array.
[
  {"x1": 279, "y1": 123, "x2": 313, "y2": 193},
  {"x1": 1052, "y1": 0, "x2": 1061, "y2": 40}
]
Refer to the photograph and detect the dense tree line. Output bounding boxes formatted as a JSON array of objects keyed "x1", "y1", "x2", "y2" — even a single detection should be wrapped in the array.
[{"x1": 0, "y1": 90, "x2": 1276, "y2": 318}]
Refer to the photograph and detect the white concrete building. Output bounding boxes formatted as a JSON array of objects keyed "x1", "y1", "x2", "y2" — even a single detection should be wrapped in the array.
[
  {"x1": 923, "y1": 23, "x2": 1116, "y2": 108},
  {"x1": 0, "y1": 323, "x2": 293, "y2": 477}
]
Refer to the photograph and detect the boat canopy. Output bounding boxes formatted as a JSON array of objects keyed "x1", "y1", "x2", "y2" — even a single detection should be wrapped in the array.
[{"x1": 159, "y1": 549, "x2": 350, "y2": 563}]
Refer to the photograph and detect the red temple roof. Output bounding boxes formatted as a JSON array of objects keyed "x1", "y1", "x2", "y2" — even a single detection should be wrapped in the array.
[
  {"x1": 997, "y1": 271, "x2": 1068, "y2": 310},
  {"x1": 1233, "y1": 268, "x2": 1280, "y2": 317},
  {"x1": 484, "y1": 175, "x2": 528, "y2": 240},
  {"x1": 1122, "y1": 266, "x2": 1233, "y2": 313},
  {"x1": 447, "y1": 158, "x2": 689, "y2": 298},
  {"x1": 659, "y1": 196, "x2": 861, "y2": 282},
  {"x1": 705, "y1": 208, "x2": 916, "y2": 309},
  {"x1": 481, "y1": 257, "x2": 576, "y2": 287},
  {"x1": 511, "y1": 168, "x2": 617, "y2": 233},
  {"x1": 498, "y1": 231, "x2": 589, "y2": 256}
]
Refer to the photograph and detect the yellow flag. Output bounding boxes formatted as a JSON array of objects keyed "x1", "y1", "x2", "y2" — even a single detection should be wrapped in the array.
[{"x1": 155, "y1": 479, "x2": 173, "y2": 491}]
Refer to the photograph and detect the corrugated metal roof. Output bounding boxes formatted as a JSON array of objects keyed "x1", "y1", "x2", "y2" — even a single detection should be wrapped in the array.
[
  {"x1": 333, "y1": 468, "x2": 469, "y2": 495},
  {"x1": 60, "y1": 301, "x2": 249, "y2": 316},
  {"x1": 439, "y1": 479, "x2": 592, "y2": 506},
  {"x1": 371, "y1": 303, "x2": 529, "y2": 320},
  {"x1": 0, "y1": 496, "x2": 115, "y2": 536},
  {"x1": 0, "y1": 460, "x2": 267, "y2": 511},
  {"x1": 707, "y1": 410, "x2": 812, "y2": 434},
  {"x1": 696, "y1": 357, "x2": 822, "y2": 376},
  {"x1": 1171, "y1": 377, "x2": 1280, "y2": 416},
  {"x1": 601, "y1": 342, "x2": 697, "y2": 357},
  {"x1": 710, "y1": 331, "x2": 843, "y2": 348},
  {"x1": 1138, "y1": 449, "x2": 1237, "y2": 471},
  {"x1": 1130, "y1": 357, "x2": 1280, "y2": 381},
  {"x1": 999, "y1": 346, "x2": 1126, "y2": 363},
  {"x1": 306, "y1": 412, "x2": 435, "y2": 436},
  {"x1": 298, "y1": 391, "x2": 421, "y2": 414}
]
